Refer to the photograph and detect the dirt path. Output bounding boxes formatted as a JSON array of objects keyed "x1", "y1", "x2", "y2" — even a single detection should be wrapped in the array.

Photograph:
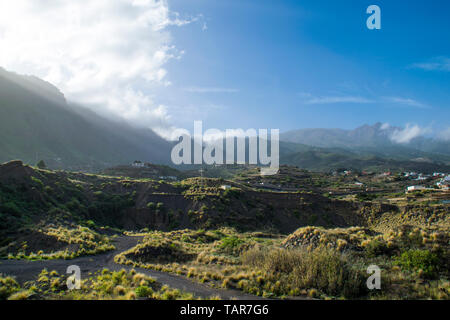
[{"x1": 0, "y1": 236, "x2": 264, "y2": 300}]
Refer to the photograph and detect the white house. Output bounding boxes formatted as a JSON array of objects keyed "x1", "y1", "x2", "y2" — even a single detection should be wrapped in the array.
[
  {"x1": 159, "y1": 176, "x2": 178, "y2": 181},
  {"x1": 406, "y1": 185, "x2": 426, "y2": 193},
  {"x1": 221, "y1": 185, "x2": 232, "y2": 190},
  {"x1": 132, "y1": 161, "x2": 145, "y2": 168}
]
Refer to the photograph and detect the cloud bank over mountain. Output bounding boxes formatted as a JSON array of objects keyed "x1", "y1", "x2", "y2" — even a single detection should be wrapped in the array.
[
  {"x1": 281, "y1": 122, "x2": 450, "y2": 156},
  {"x1": 387, "y1": 124, "x2": 431, "y2": 144},
  {"x1": 0, "y1": 0, "x2": 195, "y2": 137}
]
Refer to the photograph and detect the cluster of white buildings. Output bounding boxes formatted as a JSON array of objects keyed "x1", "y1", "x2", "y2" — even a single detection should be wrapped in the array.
[
  {"x1": 404, "y1": 172, "x2": 446, "y2": 180},
  {"x1": 436, "y1": 175, "x2": 450, "y2": 190},
  {"x1": 406, "y1": 174, "x2": 449, "y2": 193}
]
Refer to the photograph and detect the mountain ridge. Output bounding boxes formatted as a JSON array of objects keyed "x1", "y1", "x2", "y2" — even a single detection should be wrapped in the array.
[
  {"x1": 0, "y1": 68, "x2": 449, "y2": 173},
  {"x1": 0, "y1": 68, "x2": 172, "y2": 171},
  {"x1": 281, "y1": 123, "x2": 450, "y2": 157}
]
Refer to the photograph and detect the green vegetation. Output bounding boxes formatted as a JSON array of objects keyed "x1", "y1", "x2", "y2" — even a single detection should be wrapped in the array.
[
  {"x1": 114, "y1": 221, "x2": 449, "y2": 300},
  {"x1": 1, "y1": 67, "x2": 449, "y2": 302},
  {"x1": 2, "y1": 226, "x2": 114, "y2": 260},
  {"x1": 0, "y1": 161, "x2": 448, "y2": 300},
  {"x1": 283, "y1": 224, "x2": 449, "y2": 299},
  {"x1": 394, "y1": 249, "x2": 441, "y2": 279},
  {"x1": 0, "y1": 269, "x2": 197, "y2": 300},
  {"x1": 0, "y1": 275, "x2": 20, "y2": 299},
  {"x1": 219, "y1": 236, "x2": 244, "y2": 253},
  {"x1": 241, "y1": 247, "x2": 365, "y2": 298}
]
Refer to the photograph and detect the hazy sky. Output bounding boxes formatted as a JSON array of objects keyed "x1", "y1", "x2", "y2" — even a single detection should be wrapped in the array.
[{"x1": 0, "y1": 0, "x2": 449, "y2": 140}]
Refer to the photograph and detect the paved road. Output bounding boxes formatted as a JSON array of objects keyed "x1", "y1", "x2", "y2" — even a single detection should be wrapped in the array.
[{"x1": 0, "y1": 236, "x2": 264, "y2": 300}]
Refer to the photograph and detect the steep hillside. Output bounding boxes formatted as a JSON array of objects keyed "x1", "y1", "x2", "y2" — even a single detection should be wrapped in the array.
[
  {"x1": 0, "y1": 160, "x2": 416, "y2": 252},
  {"x1": 0, "y1": 68, "x2": 172, "y2": 171}
]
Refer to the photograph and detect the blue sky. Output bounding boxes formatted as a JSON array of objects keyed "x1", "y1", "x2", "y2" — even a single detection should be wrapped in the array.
[
  {"x1": 160, "y1": 0, "x2": 450, "y2": 136},
  {"x1": 0, "y1": 1, "x2": 448, "y2": 140}
]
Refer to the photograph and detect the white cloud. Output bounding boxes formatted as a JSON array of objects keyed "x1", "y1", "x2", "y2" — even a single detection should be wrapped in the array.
[
  {"x1": 300, "y1": 92, "x2": 430, "y2": 109},
  {"x1": 384, "y1": 97, "x2": 429, "y2": 108},
  {"x1": 390, "y1": 124, "x2": 430, "y2": 144},
  {"x1": 304, "y1": 96, "x2": 375, "y2": 105},
  {"x1": 183, "y1": 87, "x2": 239, "y2": 93},
  {"x1": 411, "y1": 57, "x2": 450, "y2": 72},
  {"x1": 380, "y1": 123, "x2": 390, "y2": 130},
  {"x1": 438, "y1": 127, "x2": 450, "y2": 141},
  {"x1": 0, "y1": 0, "x2": 196, "y2": 137}
]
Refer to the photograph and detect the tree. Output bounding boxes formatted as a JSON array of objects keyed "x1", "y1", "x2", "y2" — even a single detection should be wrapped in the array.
[{"x1": 37, "y1": 160, "x2": 47, "y2": 169}]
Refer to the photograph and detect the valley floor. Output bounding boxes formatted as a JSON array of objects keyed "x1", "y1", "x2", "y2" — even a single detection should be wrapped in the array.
[{"x1": 0, "y1": 235, "x2": 265, "y2": 300}]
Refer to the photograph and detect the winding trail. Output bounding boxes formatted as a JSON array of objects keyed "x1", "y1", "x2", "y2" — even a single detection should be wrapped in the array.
[{"x1": 0, "y1": 236, "x2": 264, "y2": 300}]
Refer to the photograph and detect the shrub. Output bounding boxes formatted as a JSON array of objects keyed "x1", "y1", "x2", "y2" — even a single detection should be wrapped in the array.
[
  {"x1": 7, "y1": 290, "x2": 33, "y2": 300},
  {"x1": 125, "y1": 291, "x2": 137, "y2": 300},
  {"x1": 365, "y1": 240, "x2": 394, "y2": 258},
  {"x1": 135, "y1": 285, "x2": 153, "y2": 298},
  {"x1": 113, "y1": 285, "x2": 126, "y2": 296},
  {"x1": 219, "y1": 236, "x2": 244, "y2": 252},
  {"x1": 394, "y1": 249, "x2": 440, "y2": 278},
  {"x1": 242, "y1": 247, "x2": 365, "y2": 298},
  {"x1": 0, "y1": 276, "x2": 20, "y2": 300}
]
